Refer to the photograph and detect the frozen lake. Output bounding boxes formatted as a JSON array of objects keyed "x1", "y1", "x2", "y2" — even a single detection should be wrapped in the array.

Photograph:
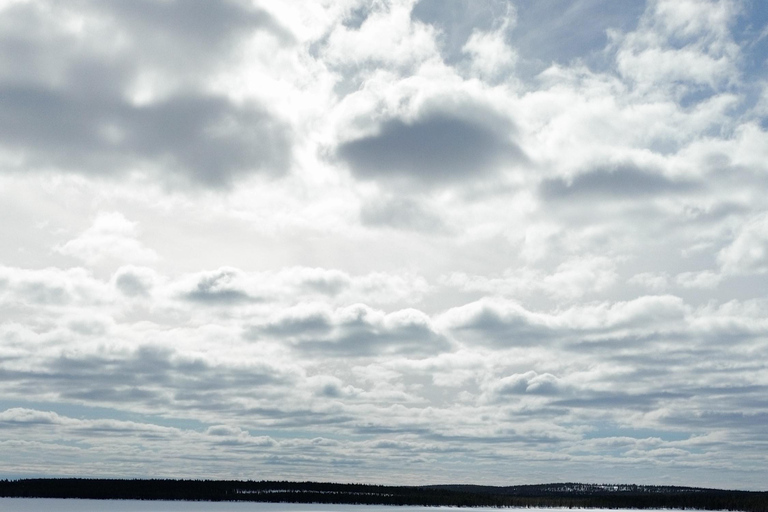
[{"x1": 0, "y1": 499, "x2": 677, "y2": 512}]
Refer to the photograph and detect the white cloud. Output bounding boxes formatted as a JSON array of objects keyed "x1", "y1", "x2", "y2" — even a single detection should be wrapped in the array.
[
  {"x1": 56, "y1": 212, "x2": 158, "y2": 265},
  {"x1": 628, "y1": 272, "x2": 670, "y2": 291},
  {"x1": 615, "y1": 0, "x2": 741, "y2": 91},
  {"x1": 718, "y1": 213, "x2": 768, "y2": 275},
  {"x1": 675, "y1": 269, "x2": 722, "y2": 289},
  {"x1": 441, "y1": 256, "x2": 617, "y2": 301},
  {"x1": 462, "y1": 27, "x2": 518, "y2": 82}
]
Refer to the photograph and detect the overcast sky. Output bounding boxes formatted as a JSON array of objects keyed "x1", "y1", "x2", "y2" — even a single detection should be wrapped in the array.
[{"x1": 1, "y1": 0, "x2": 768, "y2": 491}]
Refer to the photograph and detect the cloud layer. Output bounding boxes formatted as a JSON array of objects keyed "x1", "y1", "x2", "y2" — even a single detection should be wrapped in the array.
[{"x1": 1, "y1": 0, "x2": 768, "y2": 491}]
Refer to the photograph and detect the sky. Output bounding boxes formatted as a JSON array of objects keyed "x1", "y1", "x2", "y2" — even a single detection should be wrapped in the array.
[{"x1": 1, "y1": 0, "x2": 768, "y2": 491}]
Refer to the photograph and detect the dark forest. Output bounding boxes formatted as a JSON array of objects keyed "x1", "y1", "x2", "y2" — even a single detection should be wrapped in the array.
[{"x1": 1, "y1": 479, "x2": 767, "y2": 511}]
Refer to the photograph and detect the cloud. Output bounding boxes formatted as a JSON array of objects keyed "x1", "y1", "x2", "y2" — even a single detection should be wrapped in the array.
[
  {"x1": 181, "y1": 268, "x2": 257, "y2": 306},
  {"x1": 0, "y1": 265, "x2": 109, "y2": 309},
  {"x1": 0, "y1": 86, "x2": 292, "y2": 187},
  {"x1": 1, "y1": 343, "x2": 296, "y2": 417},
  {"x1": 3, "y1": 0, "x2": 768, "y2": 489},
  {"x1": 169, "y1": 266, "x2": 429, "y2": 308},
  {"x1": 112, "y1": 266, "x2": 159, "y2": 298},
  {"x1": 94, "y1": 0, "x2": 294, "y2": 51},
  {"x1": 441, "y1": 295, "x2": 689, "y2": 348},
  {"x1": 0, "y1": 0, "x2": 293, "y2": 188},
  {"x1": 675, "y1": 270, "x2": 722, "y2": 289},
  {"x1": 440, "y1": 299, "x2": 558, "y2": 347},
  {"x1": 461, "y1": 27, "x2": 518, "y2": 82},
  {"x1": 337, "y1": 108, "x2": 525, "y2": 187},
  {"x1": 411, "y1": 0, "x2": 513, "y2": 65},
  {"x1": 488, "y1": 371, "x2": 566, "y2": 398},
  {"x1": 360, "y1": 196, "x2": 448, "y2": 232},
  {"x1": 248, "y1": 304, "x2": 451, "y2": 357},
  {"x1": 0, "y1": 408, "x2": 61, "y2": 425},
  {"x1": 540, "y1": 163, "x2": 699, "y2": 201},
  {"x1": 57, "y1": 212, "x2": 158, "y2": 265},
  {"x1": 442, "y1": 256, "x2": 618, "y2": 301},
  {"x1": 718, "y1": 213, "x2": 768, "y2": 275},
  {"x1": 614, "y1": 0, "x2": 741, "y2": 91},
  {"x1": 628, "y1": 272, "x2": 670, "y2": 292}
]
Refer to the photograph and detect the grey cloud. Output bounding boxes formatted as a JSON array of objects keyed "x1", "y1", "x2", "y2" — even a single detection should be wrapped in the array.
[
  {"x1": 95, "y1": 0, "x2": 293, "y2": 50},
  {"x1": 425, "y1": 430, "x2": 569, "y2": 445},
  {"x1": 114, "y1": 268, "x2": 153, "y2": 298},
  {"x1": 540, "y1": 164, "x2": 700, "y2": 201},
  {"x1": 360, "y1": 196, "x2": 448, "y2": 233},
  {"x1": 248, "y1": 306, "x2": 450, "y2": 357},
  {"x1": 493, "y1": 371, "x2": 564, "y2": 397},
  {"x1": 15, "y1": 279, "x2": 71, "y2": 306},
  {"x1": 236, "y1": 406, "x2": 354, "y2": 429},
  {"x1": 1, "y1": 345, "x2": 290, "y2": 414},
  {"x1": 0, "y1": 1, "x2": 293, "y2": 188},
  {"x1": 183, "y1": 269, "x2": 257, "y2": 305},
  {"x1": 552, "y1": 391, "x2": 691, "y2": 411},
  {"x1": 67, "y1": 318, "x2": 108, "y2": 337},
  {"x1": 206, "y1": 425, "x2": 245, "y2": 437},
  {"x1": 449, "y1": 305, "x2": 555, "y2": 348},
  {"x1": 0, "y1": 86, "x2": 291, "y2": 188},
  {"x1": 682, "y1": 202, "x2": 747, "y2": 224},
  {"x1": 296, "y1": 271, "x2": 351, "y2": 296},
  {"x1": 342, "y1": 5, "x2": 372, "y2": 30},
  {"x1": 445, "y1": 296, "x2": 689, "y2": 349},
  {"x1": 353, "y1": 424, "x2": 433, "y2": 437},
  {"x1": 257, "y1": 311, "x2": 332, "y2": 338},
  {"x1": 115, "y1": 274, "x2": 148, "y2": 298},
  {"x1": 0, "y1": 267, "x2": 109, "y2": 312},
  {"x1": 662, "y1": 411, "x2": 768, "y2": 431},
  {"x1": 297, "y1": 320, "x2": 449, "y2": 357},
  {"x1": 337, "y1": 110, "x2": 525, "y2": 187},
  {"x1": 318, "y1": 381, "x2": 343, "y2": 398}
]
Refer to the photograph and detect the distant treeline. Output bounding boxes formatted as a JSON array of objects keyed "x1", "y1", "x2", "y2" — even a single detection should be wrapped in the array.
[{"x1": 1, "y1": 479, "x2": 767, "y2": 511}]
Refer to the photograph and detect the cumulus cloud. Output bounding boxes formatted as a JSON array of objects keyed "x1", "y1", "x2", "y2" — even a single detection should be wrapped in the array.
[
  {"x1": 0, "y1": 0, "x2": 293, "y2": 188},
  {"x1": 338, "y1": 107, "x2": 525, "y2": 187},
  {"x1": 441, "y1": 295, "x2": 689, "y2": 348},
  {"x1": 614, "y1": 0, "x2": 741, "y2": 92},
  {"x1": 112, "y1": 266, "x2": 159, "y2": 298},
  {"x1": 487, "y1": 371, "x2": 566, "y2": 399},
  {"x1": 57, "y1": 212, "x2": 158, "y2": 265},
  {"x1": 170, "y1": 266, "x2": 429, "y2": 308},
  {"x1": 718, "y1": 213, "x2": 768, "y2": 275},
  {"x1": 248, "y1": 304, "x2": 451, "y2": 357}
]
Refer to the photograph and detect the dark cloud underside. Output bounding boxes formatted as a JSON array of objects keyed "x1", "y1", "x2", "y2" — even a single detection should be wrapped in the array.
[
  {"x1": 0, "y1": 0, "x2": 293, "y2": 188},
  {"x1": 95, "y1": 0, "x2": 293, "y2": 47},
  {"x1": 338, "y1": 112, "x2": 524, "y2": 185},
  {"x1": 0, "y1": 87, "x2": 291, "y2": 187},
  {"x1": 540, "y1": 165, "x2": 700, "y2": 201}
]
